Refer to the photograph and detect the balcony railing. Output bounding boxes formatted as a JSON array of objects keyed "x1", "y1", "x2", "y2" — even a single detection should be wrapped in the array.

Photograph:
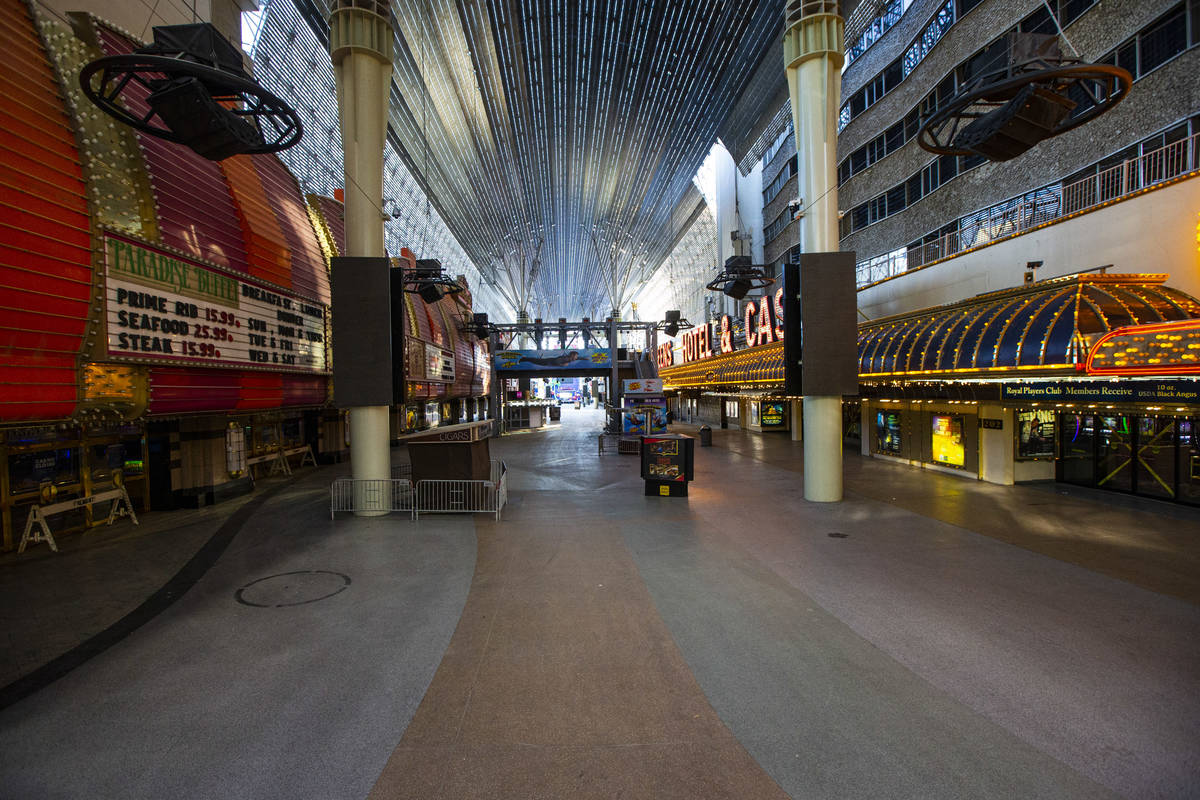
[{"x1": 856, "y1": 131, "x2": 1200, "y2": 288}]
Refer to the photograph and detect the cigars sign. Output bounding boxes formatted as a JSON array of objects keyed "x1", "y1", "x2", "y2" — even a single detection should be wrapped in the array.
[
  {"x1": 657, "y1": 288, "x2": 786, "y2": 369},
  {"x1": 103, "y1": 233, "x2": 328, "y2": 373}
]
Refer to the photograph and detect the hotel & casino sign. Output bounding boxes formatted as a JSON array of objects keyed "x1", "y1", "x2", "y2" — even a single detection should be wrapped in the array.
[
  {"x1": 103, "y1": 233, "x2": 328, "y2": 373},
  {"x1": 657, "y1": 288, "x2": 786, "y2": 369}
]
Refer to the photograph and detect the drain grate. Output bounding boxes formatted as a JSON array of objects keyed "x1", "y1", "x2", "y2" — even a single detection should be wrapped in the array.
[
  {"x1": 235, "y1": 570, "x2": 351, "y2": 608},
  {"x1": 827, "y1": 532, "x2": 849, "y2": 538}
]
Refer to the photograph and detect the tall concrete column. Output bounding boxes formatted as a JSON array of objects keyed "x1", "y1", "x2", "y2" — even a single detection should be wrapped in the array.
[
  {"x1": 609, "y1": 317, "x2": 621, "y2": 410},
  {"x1": 331, "y1": 1, "x2": 393, "y2": 512},
  {"x1": 785, "y1": 1, "x2": 845, "y2": 502}
]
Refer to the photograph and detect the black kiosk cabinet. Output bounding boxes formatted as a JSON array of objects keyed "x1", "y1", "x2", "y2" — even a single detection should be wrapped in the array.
[{"x1": 640, "y1": 433, "x2": 695, "y2": 497}]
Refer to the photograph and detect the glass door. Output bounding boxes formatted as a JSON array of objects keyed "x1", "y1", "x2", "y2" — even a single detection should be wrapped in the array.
[
  {"x1": 1177, "y1": 419, "x2": 1200, "y2": 505},
  {"x1": 1058, "y1": 413, "x2": 1095, "y2": 486},
  {"x1": 1097, "y1": 415, "x2": 1133, "y2": 493},
  {"x1": 1134, "y1": 416, "x2": 1176, "y2": 499}
]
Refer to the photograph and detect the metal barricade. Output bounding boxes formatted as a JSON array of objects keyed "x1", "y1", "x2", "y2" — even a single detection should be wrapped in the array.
[
  {"x1": 414, "y1": 460, "x2": 507, "y2": 520},
  {"x1": 332, "y1": 461, "x2": 507, "y2": 521},
  {"x1": 329, "y1": 478, "x2": 415, "y2": 519},
  {"x1": 617, "y1": 437, "x2": 640, "y2": 455}
]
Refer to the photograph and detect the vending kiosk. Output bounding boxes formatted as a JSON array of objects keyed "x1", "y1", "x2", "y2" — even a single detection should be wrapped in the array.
[{"x1": 640, "y1": 433, "x2": 695, "y2": 497}]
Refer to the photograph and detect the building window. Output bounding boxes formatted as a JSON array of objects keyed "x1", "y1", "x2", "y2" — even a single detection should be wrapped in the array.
[
  {"x1": 839, "y1": 3, "x2": 1196, "y2": 239},
  {"x1": 931, "y1": 414, "x2": 965, "y2": 467},
  {"x1": 904, "y1": 1, "x2": 956, "y2": 78},
  {"x1": 1138, "y1": 5, "x2": 1188, "y2": 74},
  {"x1": 838, "y1": 0, "x2": 1100, "y2": 136},
  {"x1": 876, "y1": 409, "x2": 903, "y2": 454},
  {"x1": 840, "y1": 0, "x2": 959, "y2": 132},
  {"x1": 763, "y1": 126, "x2": 793, "y2": 166},
  {"x1": 1017, "y1": 410, "x2": 1056, "y2": 459},
  {"x1": 855, "y1": 114, "x2": 1200, "y2": 277},
  {"x1": 765, "y1": 209, "x2": 793, "y2": 243},
  {"x1": 845, "y1": 0, "x2": 915, "y2": 68},
  {"x1": 763, "y1": 155, "x2": 799, "y2": 205}
]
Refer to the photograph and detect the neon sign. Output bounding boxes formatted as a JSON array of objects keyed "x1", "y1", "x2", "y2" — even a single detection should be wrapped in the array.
[{"x1": 662, "y1": 294, "x2": 788, "y2": 367}]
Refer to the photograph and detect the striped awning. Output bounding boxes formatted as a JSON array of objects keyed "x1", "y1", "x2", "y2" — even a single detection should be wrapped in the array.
[
  {"x1": 858, "y1": 274, "x2": 1200, "y2": 379},
  {"x1": 661, "y1": 274, "x2": 1200, "y2": 391},
  {"x1": 660, "y1": 341, "x2": 785, "y2": 389}
]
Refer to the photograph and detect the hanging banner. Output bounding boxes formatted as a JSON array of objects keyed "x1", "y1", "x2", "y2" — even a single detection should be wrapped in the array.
[
  {"x1": 624, "y1": 379, "x2": 663, "y2": 394},
  {"x1": 103, "y1": 233, "x2": 328, "y2": 373},
  {"x1": 494, "y1": 348, "x2": 611, "y2": 370}
]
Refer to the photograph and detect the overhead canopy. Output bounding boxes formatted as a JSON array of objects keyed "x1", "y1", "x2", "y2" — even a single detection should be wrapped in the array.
[{"x1": 296, "y1": 0, "x2": 789, "y2": 319}]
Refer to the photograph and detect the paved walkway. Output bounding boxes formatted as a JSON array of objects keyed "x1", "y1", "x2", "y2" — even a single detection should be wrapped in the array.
[{"x1": 1, "y1": 408, "x2": 1197, "y2": 799}]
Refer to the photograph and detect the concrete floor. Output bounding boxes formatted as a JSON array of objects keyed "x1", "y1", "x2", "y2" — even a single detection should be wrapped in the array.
[{"x1": 1, "y1": 407, "x2": 1197, "y2": 799}]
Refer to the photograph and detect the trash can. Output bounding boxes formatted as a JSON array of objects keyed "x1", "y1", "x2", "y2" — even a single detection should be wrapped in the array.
[{"x1": 698, "y1": 425, "x2": 712, "y2": 447}]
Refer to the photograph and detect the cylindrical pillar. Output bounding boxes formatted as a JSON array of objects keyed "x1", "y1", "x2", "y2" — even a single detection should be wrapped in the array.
[
  {"x1": 802, "y1": 395, "x2": 842, "y2": 501},
  {"x1": 349, "y1": 405, "x2": 390, "y2": 476},
  {"x1": 331, "y1": 1, "x2": 393, "y2": 514},
  {"x1": 785, "y1": 1, "x2": 845, "y2": 502},
  {"x1": 609, "y1": 317, "x2": 621, "y2": 409}
]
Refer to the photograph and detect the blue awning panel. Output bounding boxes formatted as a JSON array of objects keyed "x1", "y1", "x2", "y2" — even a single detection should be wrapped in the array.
[{"x1": 859, "y1": 274, "x2": 1200, "y2": 378}]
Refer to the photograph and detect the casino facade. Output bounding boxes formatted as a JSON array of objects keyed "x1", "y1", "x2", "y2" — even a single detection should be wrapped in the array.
[{"x1": 0, "y1": 4, "x2": 490, "y2": 549}]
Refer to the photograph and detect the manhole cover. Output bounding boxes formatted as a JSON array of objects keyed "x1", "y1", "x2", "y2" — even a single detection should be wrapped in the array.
[
  {"x1": 827, "y1": 532, "x2": 849, "y2": 538},
  {"x1": 235, "y1": 571, "x2": 351, "y2": 608}
]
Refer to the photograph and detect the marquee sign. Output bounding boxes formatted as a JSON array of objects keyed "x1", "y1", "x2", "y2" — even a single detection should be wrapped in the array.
[
  {"x1": 658, "y1": 288, "x2": 787, "y2": 370},
  {"x1": 425, "y1": 342, "x2": 456, "y2": 383},
  {"x1": 103, "y1": 233, "x2": 328, "y2": 373},
  {"x1": 1001, "y1": 381, "x2": 1200, "y2": 403}
]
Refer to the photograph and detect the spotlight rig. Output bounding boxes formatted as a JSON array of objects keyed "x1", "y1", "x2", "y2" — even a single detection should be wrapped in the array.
[
  {"x1": 461, "y1": 312, "x2": 492, "y2": 340},
  {"x1": 79, "y1": 23, "x2": 303, "y2": 161},
  {"x1": 705, "y1": 256, "x2": 774, "y2": 301},
  {"x1": 918, "y1": 32, "x2": 1130, "y2": 163},
  {"x1": 655, "y1": 310, "x2": 694, "y2": 338},
  {"x1": 400, "y1": 259, "x2": 464, "y2": 304}
]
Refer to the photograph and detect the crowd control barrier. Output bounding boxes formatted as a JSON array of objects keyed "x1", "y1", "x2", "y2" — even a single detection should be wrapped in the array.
[
  {"x1": 330, "y1": 460, "x2": 506, "y2": 521},
  {"x1": 329, "y1": 478, "x2": 416, "y2": 519}
]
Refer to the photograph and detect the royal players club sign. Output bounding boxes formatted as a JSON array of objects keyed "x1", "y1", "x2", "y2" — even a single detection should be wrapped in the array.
[{"x1": 103, "y1": 233, "x2": 328, "y2": 373}]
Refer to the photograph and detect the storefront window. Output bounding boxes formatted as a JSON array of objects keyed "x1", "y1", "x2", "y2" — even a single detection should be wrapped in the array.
[
  {"x1": 749, "y1": 402, "x2": 761, "y2": 426},
  {"x1": 931, "y1": 414, "x2": 964, "y2": 466},
  {"x1": 1098, "y1": 415, "x2": 1133, "y2": 492},
  {"x1": 426, "y1": 402, "x2": 441, "y2": 427},
  {"x1": 226, "y1": 424, "x2": 247, "y2": 476},
  {"x1": 281, "y1": 419, "x2": 302, "y2": 446},
  {"x1": 1016, "y1": 409, "x2": 1055, "y2": 459},
  {"x1": 89, "y1": 443, "x2": 125, "y2": 482},
  {"x1": 8, "y1": 448, "x2": 78, "y2": 495},
  {"x1": 876, "y1": 410, "x2": 902, "y2": 454},
  {"x1": 1179, "y1": 420, "x2": 1200, "y2": 505},
  {"x1": 257, "y1": 423, "x2": 279, "y2": 452},
  {"x1": 1060, "y1": 413, "x2": 1095, "y2": 485},
  {"x1": 762, "y1": 401, "x2": 787, "y2": 427},
  {"x1": 1135, "y1": 416, "x2": 1175, "y2": 499},
  {"x1": 121, "y1": 438, "x2": 145, "y2": 475}
]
